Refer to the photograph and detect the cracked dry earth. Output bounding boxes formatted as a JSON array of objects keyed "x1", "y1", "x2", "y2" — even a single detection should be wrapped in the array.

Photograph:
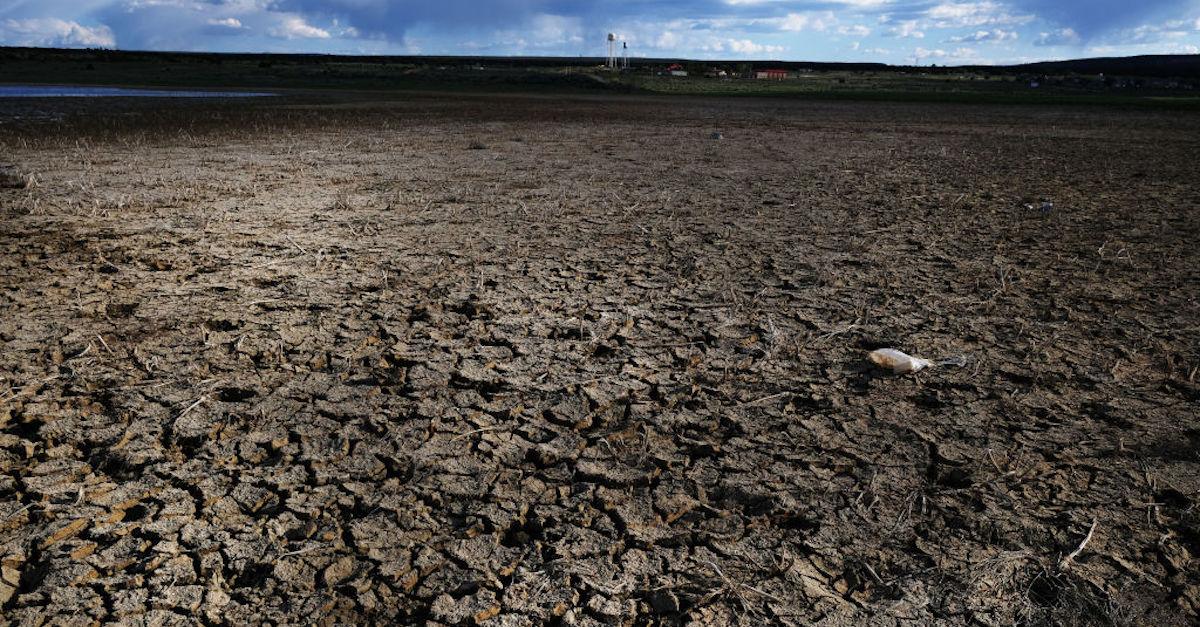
[{"x1": 1, "y1": 93, "x2": 1198, "y2": 626}]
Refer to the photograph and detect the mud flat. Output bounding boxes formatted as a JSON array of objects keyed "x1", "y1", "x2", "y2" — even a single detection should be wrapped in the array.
[{"x1": 1, "y1": 92, "x2": 1198, "y2": 625}]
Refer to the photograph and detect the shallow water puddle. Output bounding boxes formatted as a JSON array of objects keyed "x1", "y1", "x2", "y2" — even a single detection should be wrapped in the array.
[{"x1": 0, "y1": 85, "x2": 275, "y2": 98}]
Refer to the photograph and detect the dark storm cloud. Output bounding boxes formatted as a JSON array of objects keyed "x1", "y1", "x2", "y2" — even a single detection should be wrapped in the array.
[
  {"x1": 267, "y1": 0, "x2": 870, "y2": 38},
  {"x1": 90, "y1": 3, "x2": 240, "y2": 51},
  {"x1": 93, "y1": 6, "x2": 187, "y2": 49}
]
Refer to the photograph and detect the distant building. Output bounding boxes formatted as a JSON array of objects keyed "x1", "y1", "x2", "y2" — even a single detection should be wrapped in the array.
[
  {"x1": 755, "y1": 69, "x2": 789, "y2": 80},
  {"x1": 666, "y1": 63, "x2": 688, "y2": 77}
]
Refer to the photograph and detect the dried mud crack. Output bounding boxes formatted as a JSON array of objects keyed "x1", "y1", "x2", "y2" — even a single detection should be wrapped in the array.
[{"x1": 1, "y1": 93, "x2": 1198, "y2": 625}]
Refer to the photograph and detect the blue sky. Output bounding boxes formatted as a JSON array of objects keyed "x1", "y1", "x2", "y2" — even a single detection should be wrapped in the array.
[{"x1": 1, "y1": 1, "x2": 1199, "y2": 64}]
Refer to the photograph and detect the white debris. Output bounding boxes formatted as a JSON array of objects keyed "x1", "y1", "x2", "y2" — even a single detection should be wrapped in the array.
[
  {"x1": 868, "y1": 348, "x2": 933, "y2": 374},
  {"x1": 869, "y1": 348, "x2": 969, "y2": 374}
]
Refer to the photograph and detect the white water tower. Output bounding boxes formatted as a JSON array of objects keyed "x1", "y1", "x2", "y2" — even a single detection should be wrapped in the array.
[{"x1": 607, "y1": 33, "x2": 616, "y2": 68}]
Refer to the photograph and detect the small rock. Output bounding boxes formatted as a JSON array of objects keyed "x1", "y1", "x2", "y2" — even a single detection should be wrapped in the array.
[
  {"x1": 431, "y1": 588, "x2": 500, "y2": 624},
  {"x1": 321, "y1": 556, "x2": 355, "y2": 586},
  {"x1": 586, "y1": 594, "x2": 630, "y2": 620},
  {"x1": 1, "y1": 554, "x2": 23, "y2": 606},
  {"x1": 113, "y1": 588, "x2": 149, "y2": 617},
  {"x1": 154, "y1": 585, "x2": 204, "y2": 612},
  {"x1": 474, "y1": 604, "x2": 502, "y2": 623},
  {"x1": 42, "y1": 518, "x2": 89, "y2": 548},
  {"x1": 203, "y1": 581, "x2": 230, "y2": 620}
]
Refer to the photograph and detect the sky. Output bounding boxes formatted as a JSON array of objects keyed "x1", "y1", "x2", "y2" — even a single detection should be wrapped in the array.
[{"x1": 1, "y1": 1, "x2": 1199, "y2": 65}]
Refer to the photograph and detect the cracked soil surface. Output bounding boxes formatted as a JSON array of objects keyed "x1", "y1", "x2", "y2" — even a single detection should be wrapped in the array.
[{"x1": 1, "y1": 92, "x2": 1199, "y2": 625}]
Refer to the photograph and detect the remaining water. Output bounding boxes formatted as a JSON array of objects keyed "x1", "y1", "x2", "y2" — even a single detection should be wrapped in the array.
[{"x1": 0, "y1": 85, "x2": 275, "y2": 98}]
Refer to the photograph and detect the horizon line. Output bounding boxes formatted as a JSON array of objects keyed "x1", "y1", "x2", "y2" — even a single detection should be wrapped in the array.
[{"x1": 4, "y1": 45, "x2": 1199, "y2": 71}]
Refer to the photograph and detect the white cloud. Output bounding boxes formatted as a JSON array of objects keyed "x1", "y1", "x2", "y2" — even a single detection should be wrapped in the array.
[
  {"x1": 616, "y1": 18, "x2": 791, "y2": 58},
  {"x1": 725, "y1": 38, "x2": 785, "y2": 55},
  {"x1": 926, "y1": 2, "x2": 1033, "y2": 28},
  {"x1": 487, "y1": 14, "x2": 583, "y2": 51},
  {"x1": 0, "y1": 18, "x2": 115, "y2": 48},
  {"x1": 914, "y1": 46, "x2": 979, "y2": 61},
  {"x1": 1086, "y1": 41, "x2": 1200, "y2": 56},
  {"x1": 726, "y1": 0, "x2": 888, "y2": 5},
  {"x1": 1111, "y1": 19, "x2": 1200, "y2": 45},
  {"x1": 689, "y1": 12, "x2": 836, "y2": 34},
  {"x1": 691, "y1": 36, "x2": 784, "y2": 56},
  {"x1": 652, "y1": 32, "x2": 782, "y2": 56},
  {"x1": 528, "y1": 14, "x2": 583, "y2": 45},
  {"x1": 1132, "y1": 24, "x2": 1187, "y2": 41},
  {"x1": 947, "y1": 28, "x2": 1018, "y2": 43},
  {"x1": 207, "y1": 17, "x2": 243, "y2": 29},
  {"x1": 270, "y1": 16, "x2": 330, "y2": 39},
  {"x1": 838, "y1": 24, "x2": 872, "y2": 37},
  {"x1": 887, "y1": 20, "x2": 924, "y2": 38},
  {"x1": 852, "y1": 42, "x2": 890, "y2": 54},
  {"x1": 1162, "y1": 17, "x2": 1200, "y2": 32},
  {"x1": 120, "y1": 0, "x2": 271, "y2": 11},
  {"x1": 122, "y1": 0, "x2": 203, "y2": 8},
  {"x1": 655, "y1": 30, "x2": 681, "y2": 49},
  {"x1": 777, "y1": 11, "x2": 836, "y2": 32},
  {"x1": 1035, "y1": 28, "x2": 1081, "y2": 46}
]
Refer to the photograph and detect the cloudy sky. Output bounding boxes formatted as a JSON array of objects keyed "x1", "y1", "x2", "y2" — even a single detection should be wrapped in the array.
[{"x1": 1, "y1": 1, "x2": 1199, "y2": 64}]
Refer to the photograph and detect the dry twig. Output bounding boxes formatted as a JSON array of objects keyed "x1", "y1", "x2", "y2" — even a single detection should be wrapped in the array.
[{"x1": 1060, "y1": 518, "x2": 1098, "y2": 569}]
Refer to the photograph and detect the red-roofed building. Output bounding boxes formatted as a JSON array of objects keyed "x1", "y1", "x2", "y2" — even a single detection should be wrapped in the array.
[
  {"x1": 755, "y1": 69, "x2": 789, "y2": 80},
  {"x1": 665, "y1": 63, "x2": 688, "y2": 77}
]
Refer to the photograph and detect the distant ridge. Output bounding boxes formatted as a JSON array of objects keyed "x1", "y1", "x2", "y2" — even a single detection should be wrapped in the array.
[
  {"x1": 967, "y1": 54, "x2": 1200, "y2": 78},
  {"x1": 701, "y1": 54, "x2": 1200, "y2": 78},
  {"x1": 2, "y1": 46, "x2": 1198, "y2": 78}
]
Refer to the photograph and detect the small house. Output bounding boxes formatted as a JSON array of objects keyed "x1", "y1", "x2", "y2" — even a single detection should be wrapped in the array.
[{"x1": 666, "y1": 63, "x2": 688, "y2": 77}]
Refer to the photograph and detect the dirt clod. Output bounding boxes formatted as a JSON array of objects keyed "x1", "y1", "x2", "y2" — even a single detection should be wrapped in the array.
[{"x1": 0, "y1": 165, "x2": 30, "y2": 189}]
